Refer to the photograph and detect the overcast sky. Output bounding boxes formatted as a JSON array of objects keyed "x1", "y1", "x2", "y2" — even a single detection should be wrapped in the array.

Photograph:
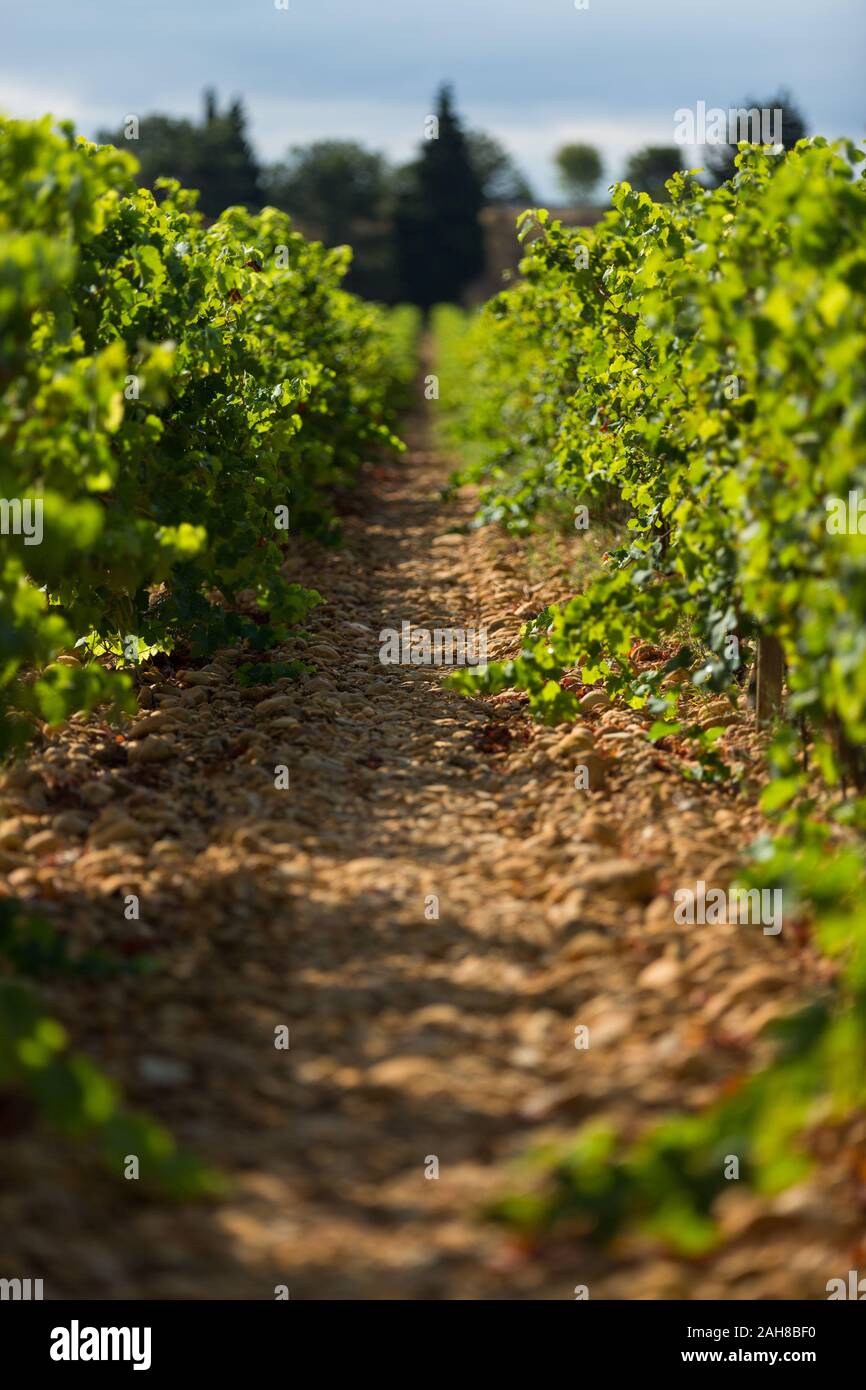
[{"x1": 1, "y1": 0, "x2": 863, "y2": 198}]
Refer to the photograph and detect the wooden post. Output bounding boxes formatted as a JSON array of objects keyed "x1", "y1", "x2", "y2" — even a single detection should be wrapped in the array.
[{"x1": 756, "y1": 635, "x2": 785, "y2": 726}]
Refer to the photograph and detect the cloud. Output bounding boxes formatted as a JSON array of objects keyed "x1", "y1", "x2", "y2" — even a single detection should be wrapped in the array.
[{"x1": 1, "y1": 0, "x2": 863, "y2": 197}]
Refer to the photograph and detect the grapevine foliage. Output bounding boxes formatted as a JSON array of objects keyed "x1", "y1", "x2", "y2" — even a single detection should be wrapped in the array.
[
  {"x1": 0, "y1": 116, "x2": 418, "y2": 1188},
  {"x1": 0, "y1": 115, "x2": 418, "y2": 751},
  {"x1": 438, "y1": 140, "x2": 866, "y2": 1251},
  {"x1": 441, "y1": 139, "x2": 866, "y2": 751}
]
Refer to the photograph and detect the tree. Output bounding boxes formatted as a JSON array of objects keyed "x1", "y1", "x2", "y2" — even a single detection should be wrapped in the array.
[
  {"x1": 704, "y1": 91, "x2": 808, "y2": 186},
  {"x1": 262, "y1": 140, "x2": 397, "y2": 301},
  {"x1": 466, "y1": 131, "x2": 534, "y2": 205},
  {"x1": 554, "y1": 143, "x2": 603, "y2": 204},
  {"x1": 262, "y1": 140, "x2": 391, "y2": 246},
  {"x1": 97, "y1": 111, "x2": 197, "y2": 191},
  {"x1": 198, "y1": 93, "x2": 262, "y2": 213},
  {"x1": 623, "y1": 145, "x2": 683, "y2": 201},
  {"x1": 393, "y1": 85, "x2": 485, "y2": 309},
  {"x1": 97, "y1": 91, "x2": 261, "y2": 219}
]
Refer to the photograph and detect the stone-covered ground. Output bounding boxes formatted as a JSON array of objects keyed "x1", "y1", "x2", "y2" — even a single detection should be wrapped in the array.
[{"x1": 1, "y1": 402, "x2": 860, "y2": 1299}]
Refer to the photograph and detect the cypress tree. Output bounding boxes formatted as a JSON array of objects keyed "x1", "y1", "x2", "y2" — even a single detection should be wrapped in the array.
[{"x1": 394, "y1": 85, "x2": 485, "y2": 309}]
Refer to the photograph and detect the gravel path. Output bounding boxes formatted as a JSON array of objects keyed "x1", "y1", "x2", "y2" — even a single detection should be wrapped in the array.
[{"x1": 1, "y1": 393, "x2": 860, "y2": 1300}]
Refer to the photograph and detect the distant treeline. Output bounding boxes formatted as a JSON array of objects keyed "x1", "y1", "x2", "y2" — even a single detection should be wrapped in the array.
[
  {"x1": 98, "y1": 85, "x2": 808, "y2": 307},
  {"x1": 98, "y1": 86, "x2": 527, "y2": 306}
]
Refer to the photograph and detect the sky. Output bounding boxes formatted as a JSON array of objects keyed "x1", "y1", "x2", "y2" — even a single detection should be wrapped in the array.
[{"x1": 1, "y1": 0, "x2": 864, "y2": 199}]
